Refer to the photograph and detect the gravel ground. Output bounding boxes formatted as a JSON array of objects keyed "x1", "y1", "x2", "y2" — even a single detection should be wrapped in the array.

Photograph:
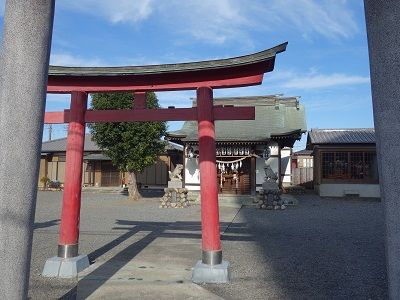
[
  {"x1": 28, "y1": 191, "x2": 387, "y2": 299},
  {"x1": 206, "y1": 193, "x2": 388, "y2": 300}
]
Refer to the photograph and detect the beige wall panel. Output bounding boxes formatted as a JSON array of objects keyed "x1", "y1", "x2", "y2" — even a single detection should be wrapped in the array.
[
  {"x1": 57, "y1": 161, "x2": 66, "y2": 182},
  {"x1": 49, "y1": 161, "x2": 58, "y2": 181},
  {"x1": 38, "y1": 158, "x2": 47, "y2": 186},
  {"x1": 94, "y1": 162, "x2": 102, "y2": 186}
]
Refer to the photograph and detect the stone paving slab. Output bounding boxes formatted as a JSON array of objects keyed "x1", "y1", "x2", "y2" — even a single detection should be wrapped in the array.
[{"x1": 79, "y1": 281, "x2": 224, "y2": 300}]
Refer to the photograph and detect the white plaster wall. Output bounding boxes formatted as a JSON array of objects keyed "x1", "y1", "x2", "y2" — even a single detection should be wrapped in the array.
[
  {"x1": 186, "y1": 185, "x2": 200, "y2": 191},
  {"x1": 269, "y1": 145, "x2": 279, "y2": 155},
  {"x1": 281, "y1": 147, "x2": 291, "y2": 184},
  {"x1": 256, "y1": 157, "x2": 265, "y2": 186},
  {"x1": 184, "y1": 156, "x2": 200, "y2": 188},
  {"x1": 318, "y1": 183, "x2": 380, "y2": 198}
]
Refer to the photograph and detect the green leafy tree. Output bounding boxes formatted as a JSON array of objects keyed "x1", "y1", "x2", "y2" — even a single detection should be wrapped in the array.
[{"x1": 89, "y1": 92, "x2": 167, "y2": 200}]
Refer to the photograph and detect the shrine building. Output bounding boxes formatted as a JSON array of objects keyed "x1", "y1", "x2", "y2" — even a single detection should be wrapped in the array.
[
  {"x1": 166, "y1": 95, "x2": 307, "y2": 196},
  {"x1": 306, "y1": 128, "x2": 379, "y2": 197}
]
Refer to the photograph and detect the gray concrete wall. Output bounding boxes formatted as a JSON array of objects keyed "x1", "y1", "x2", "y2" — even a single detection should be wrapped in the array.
[
  {"x1": 318, "y1": 183, "x2": 380, "y2": 198},
  {"x1": 364, "y1": 1, "x2": 400, "y2": 298},
  {"x1": 0, "y1": 1, "x2": 55, "y2": 298}
]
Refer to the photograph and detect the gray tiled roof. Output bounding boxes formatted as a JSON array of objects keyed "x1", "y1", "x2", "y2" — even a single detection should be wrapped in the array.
[
  {"x1": 41, "y1": 134, "x2": 182, "y2": 153},
  {"x1": 166, "y1": 96, "x2": 307, "y2": 142},
  {"x1": 41, "y1": 134, "x2": 100, "y2": 152},
  {"x1": 293, "y1": 149, "x2": 313, "y2": 156},
  {"x1": 308, "y1": 128, "x2": 375, "y2": 145}
]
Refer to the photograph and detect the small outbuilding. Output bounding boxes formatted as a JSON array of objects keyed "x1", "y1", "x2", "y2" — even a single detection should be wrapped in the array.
[
  {"x1": 306, "y1": 128, "x2": 379, "y2": 198},
  {"x1": 40, "y1": 134, "x2": 183, "y2": 188}
]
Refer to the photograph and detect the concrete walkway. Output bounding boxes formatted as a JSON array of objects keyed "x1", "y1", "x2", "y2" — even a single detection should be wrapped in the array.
[
  {"x1": 74, "y1": 200, "x2": 238, "y2": 299},
  {"x1": 29, "y1": 192, "x2": 387, "y2": 299}
]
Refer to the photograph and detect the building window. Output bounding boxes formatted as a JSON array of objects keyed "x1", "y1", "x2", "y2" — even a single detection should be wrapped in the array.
[{"x1": 321, "y1": 151, "x2": 378, "y2": 182}]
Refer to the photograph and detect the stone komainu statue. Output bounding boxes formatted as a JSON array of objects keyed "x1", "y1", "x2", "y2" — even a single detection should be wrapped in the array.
[
  {"x1": 264, "y1": 165, "x2": 278, "y2": 183},
  {"x1": 169, "y1": 164, "x2": 183, "y2": 181}
]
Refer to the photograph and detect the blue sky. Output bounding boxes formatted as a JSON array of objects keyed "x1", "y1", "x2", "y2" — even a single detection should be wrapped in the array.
[{"x1": 0, "y1": 1, "x2": 372, "y2": 150}]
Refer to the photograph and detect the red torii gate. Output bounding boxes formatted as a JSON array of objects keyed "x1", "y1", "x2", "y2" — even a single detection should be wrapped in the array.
[{"x1": 43, "y1": 42, "x2": 287, "y2": 281}]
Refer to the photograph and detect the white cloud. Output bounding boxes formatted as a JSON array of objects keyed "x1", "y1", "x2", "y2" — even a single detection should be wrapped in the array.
[
  {"x1": 281, "y1": 73, "x2": 370, "y2": 90},
  {"x1": 266, "y1": 0, "x2": 359, "y2": 40},
  {"x1": 263, "y1": 67, "x2": 370, "y2": 90},
  {"x1": 50, "y1": 53, "x2": 105, "y2": 67},
  {"x1": 57, "y1": 0, "x2": 359, "y2": 45},
  {"x1": 158, "y1": 0, "x2": 253, "y2": 45},
  {"x1": 58, "y1": 0, "x2": 153, "y2": 24}
]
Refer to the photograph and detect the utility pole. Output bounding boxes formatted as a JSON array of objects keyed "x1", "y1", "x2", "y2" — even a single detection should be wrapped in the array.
[{"x1": 48, "y1": 124, "x2": 52, "y2": 141}]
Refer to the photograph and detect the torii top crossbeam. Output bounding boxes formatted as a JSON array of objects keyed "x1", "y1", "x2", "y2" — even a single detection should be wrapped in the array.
[
  {"x1": 45, "y1": 42, "x2": 287, "y2": 124},
  {"x1": 47, "y1": 42, "x2": 287, "y2": 93}
]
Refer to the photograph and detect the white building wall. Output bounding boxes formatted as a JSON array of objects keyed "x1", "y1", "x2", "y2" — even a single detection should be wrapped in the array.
[
  {"x1": 281, "y1": 147, "x2": 292, "y2": 185},
  {"x1": 184, "y1": 145, "x2": 200, "y2": 191},
  {"x1": 318, "y1": 183, "x2": 380, "y2": 198}
]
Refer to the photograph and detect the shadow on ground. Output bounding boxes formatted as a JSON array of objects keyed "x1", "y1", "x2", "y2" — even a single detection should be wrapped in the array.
[
  {"x1": 205, "y1": 192, "x2": 388, "y2": 299},
  {"x1": 33, "y1": 219, "x2": 60, "y2": 229},
  {"x1": 31, "y1": 191, "x2": 388, "y2": 299},
  {"x1": 59, "y1": 220, "x2": 252, "y2": 299},
  {"x1": 120, "y1": 188, "x2": 165, "y2": 198}
]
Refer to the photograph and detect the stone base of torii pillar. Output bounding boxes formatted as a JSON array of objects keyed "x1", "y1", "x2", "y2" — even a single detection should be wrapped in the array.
[
  {"x1": 42, "y1": 255, "x2": 89, "y2": 278},
  {"x1": 192, "y1": 260, "x2": 230, "y2": 283}
]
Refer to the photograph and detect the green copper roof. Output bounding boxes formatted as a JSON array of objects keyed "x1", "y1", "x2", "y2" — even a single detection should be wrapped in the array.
[{"x1": 166, "y1": 96, "x2": 307, "y2": 143}]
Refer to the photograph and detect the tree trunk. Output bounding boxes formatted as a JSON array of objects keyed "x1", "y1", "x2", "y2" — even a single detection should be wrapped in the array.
[{"x1": 128, "y1": 170, "x2": 140, "y2": 201}]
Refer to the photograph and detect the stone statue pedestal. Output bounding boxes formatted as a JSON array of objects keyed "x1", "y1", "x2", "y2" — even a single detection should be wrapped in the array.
[
  {"x1": 168, "y1": 181, "x2": 183, "y2": 189},
  {"x1": 160, "y1": 186, "x2": 189, "y2": 208},
  {"x1": 262, "y1": 181, "x2": 279, "y2": 192},
  {"x1": 162, "y1": 164, "x2": 188, "y2": 208}
]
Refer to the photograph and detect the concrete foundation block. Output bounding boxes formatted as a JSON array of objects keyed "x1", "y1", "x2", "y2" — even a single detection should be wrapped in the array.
[
  {"x1": 192, "y1": 260, "x2": 230, "y2": 283},
  {"x1": 42, "y1": 255, "x2": 90, "y2": 278}
]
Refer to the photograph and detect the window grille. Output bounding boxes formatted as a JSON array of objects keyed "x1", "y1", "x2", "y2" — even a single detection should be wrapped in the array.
[{"x1": 321, "y1": 151, "x2": 378, "y2": 182}]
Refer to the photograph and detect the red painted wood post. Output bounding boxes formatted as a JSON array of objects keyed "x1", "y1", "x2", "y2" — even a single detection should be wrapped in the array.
[
  {"x1": 197, "y1": 86, "x2": 222, "y2": 265},
  {"x1": 134, "y1": 91, "x2": 146, "y2": 109},
  {"x1": 58, "y1": 92, "x2": 88, "y2": 258}
]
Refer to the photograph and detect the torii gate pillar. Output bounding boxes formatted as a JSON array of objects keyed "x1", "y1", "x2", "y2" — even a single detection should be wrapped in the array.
[
  {"x1": 0, "y1": 0, "x2": 55, "y2": 298},
  {"x1": 42, "y1": 92, "x2": 90, "y2": 277},
  {"x1": 365, "y1": 1, "x2": 400, "y2": 298},
  {"x1": 58, "y1": 92, "x2": 87, "y2": 258},
  {"x1": 192, "y1": 87, "x2": 230, "y2": 283}
]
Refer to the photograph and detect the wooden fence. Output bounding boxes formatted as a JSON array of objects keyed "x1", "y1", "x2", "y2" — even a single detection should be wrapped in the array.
[{"x1": 292, "y1": 167, "x2": 313, "y2": 188}]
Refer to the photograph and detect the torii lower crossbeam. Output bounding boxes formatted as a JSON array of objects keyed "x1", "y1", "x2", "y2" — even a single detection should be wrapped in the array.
[{"x1": 44, "y1": 106, "x2": 255, "y2": 123}]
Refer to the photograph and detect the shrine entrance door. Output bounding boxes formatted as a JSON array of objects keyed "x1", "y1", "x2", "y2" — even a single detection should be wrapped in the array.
[{"x1": 217, "y1": 157, "x2": 251, "y2": 195}]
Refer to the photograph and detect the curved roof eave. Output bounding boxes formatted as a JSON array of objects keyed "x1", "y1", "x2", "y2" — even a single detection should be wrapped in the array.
[{"x1": 48, "y1": 42, "x2": 288, "y2": 77}]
